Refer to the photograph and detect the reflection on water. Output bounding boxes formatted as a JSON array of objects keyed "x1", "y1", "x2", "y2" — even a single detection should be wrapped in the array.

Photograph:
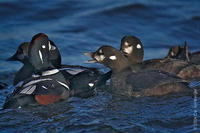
[{"x1": 0, "y1": 0, "x2": 200, "y2": 132}]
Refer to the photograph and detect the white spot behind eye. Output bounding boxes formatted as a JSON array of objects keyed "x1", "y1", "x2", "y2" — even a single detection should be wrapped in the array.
[
  {"x1": 88, "y1": 83, "x2": 94, "y2": 87},
  {"x1": 124, "y1": 46, "x2": 133, "y2": 54},
  {"x1": 38, "y1": 50, "x2": 44, "y2": 64},
  {"x1": 42, "y1": 45, "x2": 46, "y2": 49},
  {"x1": 125, "y1": 41, "x2": 129, "y2": 46},
  {"x1": 109, "y1": 55, "x2": 117, "y2": 60},
  {"x1": 136, "y1": 44, "x2": 141, "y2": 49}
]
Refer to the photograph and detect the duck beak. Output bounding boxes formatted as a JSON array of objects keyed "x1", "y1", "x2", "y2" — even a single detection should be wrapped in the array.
[
  {"x1": 84, "y1": 52, "x2": 97, "y2": 63},
  {"x1": 6, "y1": 53, "x2": 18, "y2": 61}
]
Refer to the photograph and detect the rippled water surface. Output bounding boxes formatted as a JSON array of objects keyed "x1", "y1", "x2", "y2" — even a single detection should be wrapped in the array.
[{"x1": 0, "y1": 0, "x2": 200, "y2": 132}]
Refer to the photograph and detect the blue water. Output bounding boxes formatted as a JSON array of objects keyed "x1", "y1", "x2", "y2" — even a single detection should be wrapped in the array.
[{"x1": 0, "y1": 0, "x2": 200, "y2": 132}]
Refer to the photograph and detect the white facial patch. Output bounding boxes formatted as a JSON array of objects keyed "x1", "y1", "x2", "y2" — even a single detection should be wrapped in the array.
[
  {"x1": 88, "y1": 83, "x2": 94, "y2": 87},
  {"x1": 124, "y1": 41, "x2": 129, "y2": 46},
  {"x1": 99, "y1": 49, "x2": 103, "y2": 54},
  {"x1": 109, "y1": 55, "x2": 117, "y2": 60},
  {"x1": 48, "y1": 41, "x2": 56, "y2": 51},
  {"x1": 124, "y1": 46, "x2": 133, "y2": 54},
  {"x1": 42, "y1": 45, "x2": 46, "y2": 49},
  {"x1": 171, "y1": 52, "x2": 175, "y2": 56},
  {"x1": 95, "y1": 55, "x2": 105, "y2": 62},
  {"x1": 38, "y1": 50, "x2": 44, "y2": 64},
  {"x1": 136, "y1": 44, "x2": 141, "y2": 49}
]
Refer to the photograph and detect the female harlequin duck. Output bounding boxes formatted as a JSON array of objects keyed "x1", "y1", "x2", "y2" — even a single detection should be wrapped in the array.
[
  {"x1": 120, "y1": 36, "x2": 200, "y2": 80},
  {"x1": 4, "y1": 33, "x2": 70, "y2": 109},
  {"x1": 85, "y1": 45, "x2": 192, "y2": 97},
  {"x1": 166, "y1": 41, "x2": 200, "y2": 65},
  {"x1": 165, "y1": 42, "x2": 190, "y2": 61}
]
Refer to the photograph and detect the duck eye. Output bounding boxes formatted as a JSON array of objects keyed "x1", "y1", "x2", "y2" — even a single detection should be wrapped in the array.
[
  {"x1": 136, "y1": 44, "x2": 141, "y2": 49},
  {"x1": 48, "y1": 41, "x2": 56, "y2": 51}
]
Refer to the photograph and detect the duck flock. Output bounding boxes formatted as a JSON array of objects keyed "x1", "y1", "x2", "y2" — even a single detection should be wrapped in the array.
[{"x1": 3, "y1": 33, "x2": 200, "y2": 109}]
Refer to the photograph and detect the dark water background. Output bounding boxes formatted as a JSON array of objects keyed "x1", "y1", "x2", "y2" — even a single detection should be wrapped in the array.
[{"x1": 0, "y1": 0, "x2": 200, "y2": 132}]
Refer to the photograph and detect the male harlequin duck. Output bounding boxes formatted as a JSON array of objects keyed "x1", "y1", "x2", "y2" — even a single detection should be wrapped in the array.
[
  {"x1": 120, "y1": 36, "x2": 200, "y2": 80},
  {"x1": 7, "y1": 39, "x2": 71, "y2": 85},
  {"x1": 7, "y1": 33, "x2": 110, "y2": 88},
  {"x1": 4, "y1": 33, "x2": 70, "y2": 109},
  {"x1": 5, "y1": 33, "x2": 110, "y2": 108},
  {"x1": 85, "y1": 45, "x2": 192, "y2": 97}
]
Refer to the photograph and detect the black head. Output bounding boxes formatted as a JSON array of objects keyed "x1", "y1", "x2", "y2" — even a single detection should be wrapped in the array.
[
  {"x1": 48, "y1": 40, "x2": 61, "y2": 68},
  {"x1": 120, "y1": 36, "x2": 144, "y2": 64},
  {"x1": 85, "y1": 45, "x2": 130, "y2": 72},
  {"x1": 7, "y1": 39, "x2": 61, "y2": 68},
  {"x1": 28, "y1": 33, "x2": 56, "y2": 72},
  {"x1": 166, "y1": 41, "x2": 190, "y2": 62},
  {"x1": 7, "y1": 42, "x2": 29, "y2": 63}
]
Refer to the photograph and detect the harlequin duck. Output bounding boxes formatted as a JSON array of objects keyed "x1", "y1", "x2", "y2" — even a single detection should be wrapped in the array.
[
  {"x1": 4, "y1": 33, "x2": 70, "y2": 109},
  {"x1": 6, "y1": 33, "x2": 109, "y2": 103},
  {"x1": 120, "y1": 35, "x2": 144, "y2": 64},
  {"x1": 120, "y1": 36, "x2": 200, "y2": 80},
  {"x1": 7, "y1": 39, "x2": 69, "y2": 85},
  {"x1": 85, "y1": 45, "x2": 192, "y2": 97},
  {"x1": 165, "y1": 42, "x2": 190, "y2": 62},
  {"x1": 7, "y1": 33, "x2": 110, "y2": 88},
  {"x1": 166, "y1": 41, "x2": 200, "y2": 65}
]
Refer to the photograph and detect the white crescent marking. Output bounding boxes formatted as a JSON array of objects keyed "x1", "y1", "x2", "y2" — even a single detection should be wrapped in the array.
[
  {"x1": 42, "y1": 85, "x2": 48, "y2": 90},
  {"x1": 39, "y1": 50, "x2": 43, "y2": 64},
  {"x1": 48, "y1": 41, "x2": 51, "y2": 51},
  {"x1": 57, "y1": 81, "x2": 70, "y2": 90}
]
